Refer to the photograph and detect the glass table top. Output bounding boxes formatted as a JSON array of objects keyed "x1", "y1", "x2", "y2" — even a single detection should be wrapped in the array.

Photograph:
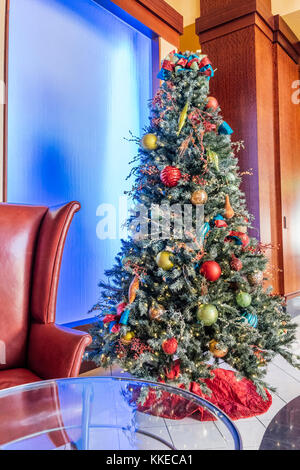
[{"x1": 0, "y1": 377, "x2": 242, "y2": 450}]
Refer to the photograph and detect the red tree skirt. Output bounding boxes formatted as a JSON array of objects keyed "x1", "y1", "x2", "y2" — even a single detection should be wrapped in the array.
[{"x1": 135, "y1": 368, "x2": 272, "y2": 421}]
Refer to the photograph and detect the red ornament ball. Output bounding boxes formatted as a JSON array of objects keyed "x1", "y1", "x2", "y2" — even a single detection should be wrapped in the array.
[
  {"x1": 226, "y1": 231, "x2": 250, "y2": 247},
  {"x1": 160, "y1": 166, "x2": 182, "y2": 187},
  {"x1": 230, "y1": 254, "x2": 243, "y2": 271},
  {"x1": 162, "y1": 337, "x2": 178, "y2": 355},
  {"x1": 239, "y1": 233, "x2": 250, "y2": 247},
  {"x1": 206, "y1": 97, "x2": 219, "y2": 111},
  {"x1": 200, "y1": 261, "x2": 222, "y2": 282}
]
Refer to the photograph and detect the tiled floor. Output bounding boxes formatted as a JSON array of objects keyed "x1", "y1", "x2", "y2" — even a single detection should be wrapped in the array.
[{"x1": 81, "y1": 308, "x2": 300, "y2": 450}]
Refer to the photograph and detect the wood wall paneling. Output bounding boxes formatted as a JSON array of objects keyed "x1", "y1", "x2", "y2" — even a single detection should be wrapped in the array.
[
  {"x1": 201, "y1": 27, "x2": 261, "y2": 239},
  {"x1": 197, "y1": 0, "x2": 274, "y2": 36},
  {"x1": 255, "y1": 26, "x2": 282, "y2": 294},
  {"x1": 110, "y1": 0, "x2": 183, "y2": 47},
  {"x1": 136, "y1": 0, "x2": 183, "y2": 34},
  {"x1": 196, "y1": 0, "x2": 300, "y2": 295},
  {"x1": 273, "y1": 15, "x2": 300, "y2": 65},
  {"x1": 277, "y1": 44, "x2": 300, "y2": 296},
  {"x1": 200, "y1": 0, "x2": 271, "y2": 17}
]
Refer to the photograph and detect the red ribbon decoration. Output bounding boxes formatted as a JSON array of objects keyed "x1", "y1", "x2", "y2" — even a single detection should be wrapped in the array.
[
  {"x1": 102, "y1": 302, "x2": 128, "y2": 334},
  {"x1": 102, "y1": 314, "x2": 120, "y2": 324}
]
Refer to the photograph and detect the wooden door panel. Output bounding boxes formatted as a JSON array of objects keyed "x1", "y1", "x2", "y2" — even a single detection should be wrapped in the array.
[{"x1": 277, "y1": 45, "x2": 300, "y2": 296}]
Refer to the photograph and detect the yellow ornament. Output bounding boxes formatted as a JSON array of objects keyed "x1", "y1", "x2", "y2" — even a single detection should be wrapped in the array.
[
  {"x1": 141, "y1": 133, "x2": 158, "y2": 151},
  {"x1": 156, "y1": 251, "x2": 174, "y2": 271},
  {"x1": 128, "y1": 275, "x2": 139, "y2": 304},
  {"x1": 209, "y1": 340, "x2": 228, "y2": 358},
  {"x1": 224, "y1": 195, "x2": 235, "y2": 219},
  {"x1": 121, "y1": 332, "x2": 135, "y2": 344},
  {"x1": 207, "y1": 150, "x2": 219, "y2": 171},
  {"x1": 177, "y1": 101, "x2": 189, "y2": 136},
  {"x1": 191, "y1": 189, "x2": 208, "y2": 205}
]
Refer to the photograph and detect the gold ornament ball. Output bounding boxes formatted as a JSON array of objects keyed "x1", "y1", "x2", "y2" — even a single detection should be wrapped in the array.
[
  {"x1": 121, "y1": 332, "x2": 135, "y2": 344},
  {"x1": 248, "y1": 271, "x2": 264, "y2": 286},
  {"x1": 149, "y1": 304, "x2": 165, "y2": 321},
  {"x1": 156, "y1": 251, "x2": 174, "y2": 271},
  {"x1": 191, "y1": 189, "x2": 208, "y2": 205},
  {"x1": 236, "y1": 225, "x2": 247, "y2": 234},
  {"x1": 141, "y1": 133, "x2": 158, "y2": 151},
  {"x1": 209, "y1": 340, "x2": 228, "y2": 358}
]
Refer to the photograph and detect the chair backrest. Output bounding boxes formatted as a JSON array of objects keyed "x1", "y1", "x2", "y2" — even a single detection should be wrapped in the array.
[
  {"x1": 0, "y1": 204, "x2": 47, "y2": 369},
  {"x1": 0, "y1": 202, "x2": 80, "y2": 370}
]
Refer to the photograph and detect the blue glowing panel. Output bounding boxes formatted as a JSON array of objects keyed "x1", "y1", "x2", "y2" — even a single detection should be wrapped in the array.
[{"x1": 7, "y1": 0, "x2": 153, "y2": 323}]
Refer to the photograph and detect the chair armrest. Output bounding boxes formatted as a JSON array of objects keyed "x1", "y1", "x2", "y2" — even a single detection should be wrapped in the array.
[{"x1": 27, "y1": 323, "x2": 92, "y2": 380}]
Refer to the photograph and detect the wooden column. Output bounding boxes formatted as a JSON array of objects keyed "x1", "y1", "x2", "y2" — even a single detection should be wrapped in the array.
[{"x1": 196, "y1": 0, "x2": 300, "y2": 297}]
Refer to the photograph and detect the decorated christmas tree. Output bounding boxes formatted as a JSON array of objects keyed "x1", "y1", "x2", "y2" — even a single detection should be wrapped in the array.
[{"x1": 88, "y1": 50, "x2": 299, "y2": 401}]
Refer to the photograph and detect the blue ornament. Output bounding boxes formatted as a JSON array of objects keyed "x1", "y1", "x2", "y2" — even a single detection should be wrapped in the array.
[
  {"x1": 212, "y1": 213, "x2": 228, "y2": 228},
  {"x1": 199, "y1": 222, "x2": 211, "y2": 244},
  {"x1": 218, "y1": 122, "x2": 233, "y2": 135},
  {"x1": 119, "y1": 307, "x2": 130, "y2": 325},
  {"x1": 157, "y1": 68, "x2": 172, "y2": 81},
  {"x1": 240, "y1": 312, "x2": 258, "y2": 328},
  {"x1": 212, "y1": 214, "x2": 225, "y2": 225},
  {"x1": 199, "y1": 64, "x2": 214, "y2": 79},
  {"x1": 174, "y1": 53, "x2": 186, "y2": 60},
  {"x1": 109, "y1": 321, "x2": 117, "y2": 333},
  {"x1": 227, "y1": 234, "x2": 243, "y2": 245}
]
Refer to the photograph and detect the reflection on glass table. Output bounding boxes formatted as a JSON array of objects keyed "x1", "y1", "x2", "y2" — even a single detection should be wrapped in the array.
[{"x1": 0, "y1": 377, "x2": 242, "y2": 450}]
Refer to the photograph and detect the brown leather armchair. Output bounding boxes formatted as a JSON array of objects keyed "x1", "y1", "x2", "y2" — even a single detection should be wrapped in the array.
[{"x1": 0, "y1": 202, "x2": 92, "y2": 390}]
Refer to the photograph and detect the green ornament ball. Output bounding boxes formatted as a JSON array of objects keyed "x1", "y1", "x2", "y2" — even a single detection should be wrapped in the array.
[
  {"x1": 197, "y1": 304, "x2": 218, "y2": 326},
  {"x1": 236, "y1": 291, "x2": 252, "y2": 308}
]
